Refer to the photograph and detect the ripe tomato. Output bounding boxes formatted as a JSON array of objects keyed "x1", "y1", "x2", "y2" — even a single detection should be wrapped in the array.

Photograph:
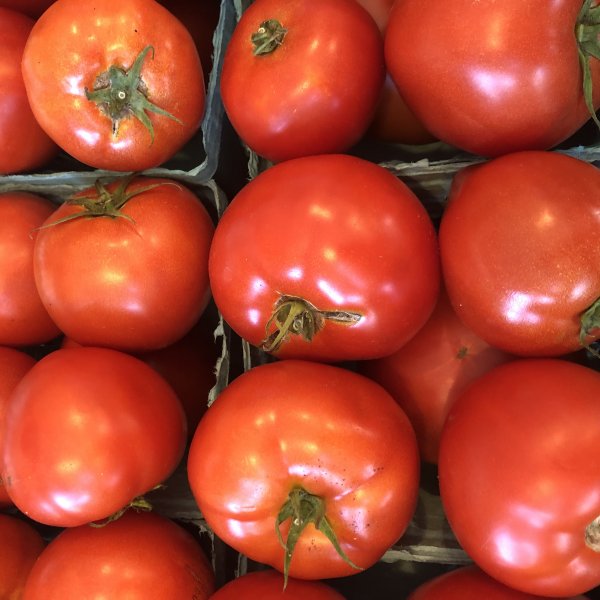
[
  {"x1": 438, "y1": 359, "x2": 600, "y2": 596},
  {"x1": 33, "y1": 177, "x2": 214, "y2": 352},
  {"x1": 358, "y1": 288, "x2": 514, "y2": 464},
  {"x1": 439, "y1": 151, "x2": 600, "y2": 356},
  {"x1": 1, "y1": 346, "x2": 187, "y2": 527},
  {"x1": 21, "y1": 0, "x2": 206, "y2": 171},
  {"x1": 385, "y1": 0, "x2": 600, "y2": 157},
  {"x1": 220, "y1": 0, "x2": 385, "y2": 162},
  {"x1": 22, "y1": 511, "x2": 215, "y2": 599},
  {"x1": 0, "y1": 514, "x2": 45, "y2": 599},
  {"x1": 210, "y1": 569, "x2": 345, "y2": 599},
  {"x1": 0, "y1": 8, "x2": 57, "y2": 174},
  {"x1": 0, "y1": 192, "x2": 61, "y2": 347},
  {"x1": 188, "y1": 360, "x2": 420, "y2": 581},
  {"x1": 209, "y1": 154, "x2": 440, "y2": 362}
]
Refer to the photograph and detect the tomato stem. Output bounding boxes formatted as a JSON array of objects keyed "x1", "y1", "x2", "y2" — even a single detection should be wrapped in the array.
[
  {"x1": 251, "y1": 20, "x2": 287, "y2": 55},
  {"x1": 580, "y1": 297, "x2": 600, "y2": 357},
  {"x1": 576, "y1": 0, "x2": 600, "y2": 130},
  {"x1": 585, "y1": 515, "x2": 600, "y2": 551}
]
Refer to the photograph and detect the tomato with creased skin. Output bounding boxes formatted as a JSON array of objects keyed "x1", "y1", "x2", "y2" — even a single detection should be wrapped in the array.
[
  {"x1": 385, "y1": 0, "x2": 600, "y2": 157},
  {"x1": 221, "y1": 0, "x2": 385, "y2": 163},
  {"x1": 188, "y1": 360, "x2": 420, "y2": 581},
  {"x1": 23, "y1": 511, "x2": 215, "y2": 599},
  {"x1": 1, "y1": 347, "x2": 187, "y2": 527},
  {"x1": 33, "y1": 177, "x2": 214, "y2": 353},
  {"x1": 209, "y1": 154, "x2": 440, "y2": 362},
  {"x1": 439, "y1": 151, "x2": 600, "y2": 356},
  {"x1": 21, "y1": 0, "x2": 205, "y2": 171},
  {"x1": 438, "y1": 359, "x2": 600, "y2": 597}
]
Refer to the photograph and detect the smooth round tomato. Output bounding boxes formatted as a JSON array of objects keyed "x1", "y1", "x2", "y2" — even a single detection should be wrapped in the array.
[
  {"x1": 209, "y1": 154, "x2": 440, "y2": 362},
  {"x1": 221, "y1": 0, "x2": 385, "y2": 162},
  {"x1": 0, "y1": 514, "x2": 45, "y2": 599},
  {"x1": 0, "y1": 192, "x2": 61, "y2": 347},
  {"x1": 23, "y1": 511, "x2": 215, "y2": 599},
  {"x1": 21, "y1": 0, "x2": 205, "y2": 171},
  {"x1": 188, "y1": 360, "x2": 420, "y2": 581},
  {"x1": 210, "y1": 570, "x2": 345, "y2": 599},
  {"x1": 358, "y1": 288, "x2": 514, "y2": 464},
  {"x1": 0, "y1": 1, "x2": 55, "y2": 17},
  {"x1": 438, "y1": 359, "x2": 600, "y2": 596},
  {"x1": 439, "y1": 151, "x2": 600, "y2": 356},
  {"x1": 0, "y1": 8, "x2": 57, "y2": 174},
  {"x1": 385, "y1": 0, "x2": 600, "y2": 157},
  {"x1": 1, "y1": 346, "x2": 187, "y2": 527},
  {"x1": 33, "y1": 177, "x2": 214, "y2": 352}
]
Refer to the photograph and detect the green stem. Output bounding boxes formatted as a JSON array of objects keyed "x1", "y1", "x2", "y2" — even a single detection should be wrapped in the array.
[{"x1": 577, "y1": 0, "x2": 600, "y2": 129}]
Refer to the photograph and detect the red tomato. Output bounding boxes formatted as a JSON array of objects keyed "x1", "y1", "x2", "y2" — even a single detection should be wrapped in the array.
[
  {"x1": 0, "y1": 1, "x2": 55, "y2": 18},
  {"x1": 0, "y1": 347, "x2": 36, "y2": 507},
  {"x1": 209, "y1": 154, "x2": 440, "y2": 362},
  {"x1": 0, "y1": 192, "x2": 61, "y2": 347},
  {"x1": 23, "y1": 511, "x2": 215, "y2": 599},
  {"x1": 0, "y1": 514, "x2": 45, "y2": 599},
  {"x1": 210, "y1": 569, "x2": 345, "y2": 599},
  {"x1": 0, "y1": 8, "x2": 57, "y2": 174},
  {"x1": 220, "y1": 0, "x2": 385, "y2": 162},
  {"x1": 358, "y1": 288, "x2": 514, "y2": 464},
  {"x1": 21, "y1": 0, "x2": 205, "y2": 171},
  {"x1": 385, "y1": 0, "x2": 600, "y2": 157},
  {"x1": 188, "y1": 360, "x2": 420, "y2": 581},
  {"x1": 1, "y1": 347, "x2": 187, "y2": 527},
  {"x1": 439, "y1": 151, "x2": 600, "y2": 356},
  {"x1": 438, "y1": 359, "x2": 600, "y2": 596},
  {"x1": 33, "y1": 177, "x2": 214, "y2": 352}
]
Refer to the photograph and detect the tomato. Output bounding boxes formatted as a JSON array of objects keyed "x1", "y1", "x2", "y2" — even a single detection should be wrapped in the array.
[
  {"x1": 358, "y1": 288, "x2": 514, "y2": 464},
  {"x1": 384, "y1": 0, "x2": 600, "y2": 157},
  {"x1": 0, "y1": 8, "x2": 57, "y2": 174},
  {"x1": 0, "y1": 347, "x2": 36, "y2": 507},
  {"x1": 220, "y1": 0, "x2": 385, "y2": 162},
  {"x1": 210, "y1": 569, "x2": 345, "y2": 599},
  {"x1": 0, "y1": 192, "x2": 61, "y2": 347},
  {"x1": 188, "y1": 360, "x2": 420, "y2": 581},
  {"x1": 439, "y1": 151, "x2": 600, "y2": 356},
  {"x1": 21, "y1": 0, "x2": 206, "y2": 171},
  {"x1": 209, "y1": 154, "x2": 440, "y2": 362},
  {"x1": 0, "y1": 1, "x2": 55, "y2": 18},
  {"x1": 408, "y1": 565, "x2": 589, "y2": 600},
  {"x1": 33, "y1": 177, "x2": 214, "y2": 352},
  {"x1": 0, "y1": 514, "x2": 45, "y2": 599},
  {"x1": 438, "y1": 359, "x2": 600, "y2": 596},
  {"x1": 1, "y1": 346, "x2": 187, "y2": 527},
  {"x1": 22, "y1": 511, "x2": 215, "y2": 599}
]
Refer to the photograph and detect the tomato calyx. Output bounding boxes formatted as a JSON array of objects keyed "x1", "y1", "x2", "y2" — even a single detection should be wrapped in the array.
[
  {"x1": 89, "y1": 494, "x2": 154, "y2": 528},
  {"x1": 276, "y1": 486, "x2": 362, "y2": 587},
  {"x1": 261, "y1": 294, "x2": 362, "y2": 353},
  {"x1": 580, "y1": 296, "x2": 600, "y2": 353},
  {"x1": 251, "y1": 20, "x2": 288, "y2": 55},
  {"x1": 84, "y1": 45, "x2": 182, "y2": 143},
  {"x1": 585, "y1": 515, "x2": 600, "y2": 551},
  {"x1": 576, "y1": 0, "x2": 600, "y2": 130}
]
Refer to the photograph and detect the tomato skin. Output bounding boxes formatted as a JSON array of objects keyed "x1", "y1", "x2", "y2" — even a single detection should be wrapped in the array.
[
  {"x1": 221, "y1": 0, "x2": 385, "y2": 162},
  {"x1": 33, "y1": 178, "x2": 214, "y2": 353},
  {"x1": 0, "y1": 1, "x2": 55, "y2": 18},
  {"x1": 438, "y1": 359, "x2": 600, "y2": 596},
  {"x1": 21, "y1": 0, "x2": 205, "y2": 171},
  {"x1": 439, "y1": 151, "x2": 600, "y2": 356},
  {"x1": 0, "y1": 8, "x2": 57, "y2": 174},
  {"x1": 209, "y1": 154, "x2": 440, "y2": 362},
  {"x1": 23, "y1": 511, "x2": 215, "y2": 599},
  {"x1": 1, "y1": 347, "x2": 187, "y2": 527},
  {"x1": 188, "y1": 360, "x2": 420, "y2": 580},
  {"x1": 384, "y1": 0, "x2": 600, "y2": 157}
]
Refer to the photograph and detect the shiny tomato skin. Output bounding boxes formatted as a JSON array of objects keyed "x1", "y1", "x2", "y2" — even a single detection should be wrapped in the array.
[
  {"x1": 0, "y1": 192, "x2": 61, "y2": 346},
  {"x1": 439, "y1": 151, "x2": 600, "y2": 356},
  {"x1": 0, "y1": 8, "x2": 57, "y2": 175},
  {"x1": 21, "y1": 0, "x2": 205, "y2": 171},
  {"x1": 1, "y1": 347, "x2": 187, "y2": 527},
  {"x1": 221, "y1": 0, "x2": 385, "y2": 163},
  {"x1": 385, "y1": 0, "x2": 600, "y2": 157},
  {"x1": 22, "y1": 511, "x2": 215, "y2": 599},
  {"x1": 209, "y1": 154, "x2": 440, "y2": 362},
  {"x1": 438, "y1": 359, "x2": 600, "y2": 596},
  {"x1": 188, "y1": 360, "x2": 420, "y2": 580},
  {"x1": 33, "y1": 178, "x2": 214, "y2": 353}
]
